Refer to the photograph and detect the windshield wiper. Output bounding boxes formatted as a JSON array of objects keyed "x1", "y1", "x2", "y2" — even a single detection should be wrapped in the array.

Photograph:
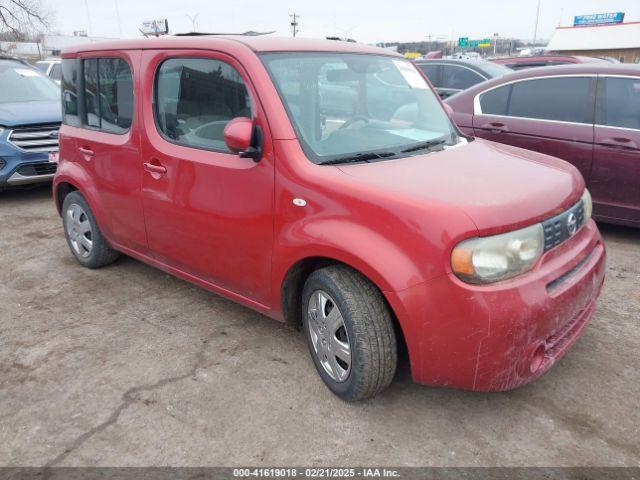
[
  {"x1": 400, "y1": 139, "x2": 446, "y2": 154},
  {"x1": 319, "y1": 151, "x2": 397, "y2": 165}
]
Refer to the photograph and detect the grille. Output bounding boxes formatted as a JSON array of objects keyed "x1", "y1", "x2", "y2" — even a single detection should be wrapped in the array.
[
  {"x1": 8, "y1": 123, "x2": 60, "y2": 152},
  {"x1": 16, "y1": 162, "x2": 57, "y2": 176},
  {"x1": 542, "y1": 200, "x2": 585, "y2": 251}
]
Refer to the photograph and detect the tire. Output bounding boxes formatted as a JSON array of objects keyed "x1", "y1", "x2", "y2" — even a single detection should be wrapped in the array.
[
  {"x1": 61, "y1": 191, "x2": 120, "y2": 268},
  {"x1": 302, "y1": 265, "x2": 397, "y2": 401}
]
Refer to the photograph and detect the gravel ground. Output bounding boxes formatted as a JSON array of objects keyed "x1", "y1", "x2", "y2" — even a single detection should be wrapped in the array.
[{"x1": 1, "y1": 185, "x2": 638, "y2": 466}]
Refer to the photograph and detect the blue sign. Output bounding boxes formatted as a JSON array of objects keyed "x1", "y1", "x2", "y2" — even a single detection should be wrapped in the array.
[{"x1": 574, "y1": 12, "x2": 624, "y2": 26}]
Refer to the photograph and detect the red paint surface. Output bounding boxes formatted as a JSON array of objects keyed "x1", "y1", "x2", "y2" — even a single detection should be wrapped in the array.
[
  {"x1": 54, "y1": 37, "x2": 606, "y2": 391},
  {"x1": 447, "y1": 64, "x2": 640, "y2": 228}
]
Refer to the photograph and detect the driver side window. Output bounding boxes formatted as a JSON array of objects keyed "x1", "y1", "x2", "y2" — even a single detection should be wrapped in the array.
[{"x1": 155, "y1": 57, "x2": 252, "y2": 152}]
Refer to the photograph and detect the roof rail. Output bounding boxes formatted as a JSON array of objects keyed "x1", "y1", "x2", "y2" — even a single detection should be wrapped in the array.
[{"x1": 174, "y1": 31, "x2": 275, "y2": 37}]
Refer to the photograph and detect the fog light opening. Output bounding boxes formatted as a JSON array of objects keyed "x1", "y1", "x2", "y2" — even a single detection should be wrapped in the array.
[{"x1": 530, "y1": 344, "x2": 546, "y2": 373}]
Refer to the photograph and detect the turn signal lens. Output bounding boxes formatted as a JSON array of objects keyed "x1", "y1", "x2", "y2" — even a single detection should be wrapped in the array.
[
  {"x1": 451, "y1": 223, "x2": 544, "y2": 284},
  {"x1": 581, "y1": 189, "x2": 592, "y2": 225}
]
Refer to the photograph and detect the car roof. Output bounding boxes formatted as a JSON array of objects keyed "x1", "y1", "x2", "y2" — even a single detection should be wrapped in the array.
[
  {"x1": 61, "y1": 35, "x2": 402, "y2": 57},
  {"x1": 415, "y1": 58, "x2": 510, "y2": 76},
  {"x1": 492, "y1": 55, "x2": 608, "y2": 64}
]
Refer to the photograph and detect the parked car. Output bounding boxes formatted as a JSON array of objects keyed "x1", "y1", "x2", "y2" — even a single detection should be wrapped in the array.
[
  {"x1": 54, "y1": 36, "x2": 605, "y2": 401},
  {"x1": 446, "y1": 64, "x2": 640, "y2": 227},
  {"x1": 35, "y1": 59, "x2": 62, "y2": 84},
  {"x1": 491, "y1": 55, "x2": 609, "y2": 70},
  {"x1": 415, "y1": 59, "x2": 511, "y2": 98},
  {"x1": 0, "y1": 56, "x2": 61, "y2": 190}
]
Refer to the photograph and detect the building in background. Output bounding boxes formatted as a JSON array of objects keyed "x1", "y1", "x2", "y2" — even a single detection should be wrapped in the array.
[
  {"x1": 546, "y1": 20, "x2": 640, "y2": 63},
  {"x1": 0, "y1": 33, "x2": 116, "y2": 60}
]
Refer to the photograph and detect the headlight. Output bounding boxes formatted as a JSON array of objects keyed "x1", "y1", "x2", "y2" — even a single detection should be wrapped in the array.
[
  {"x1": 451, "y1": 223, "x2": 544, "y2": 284},
  {"x1": 581, "y1": 189, "x2": 592, "y2": 224}
]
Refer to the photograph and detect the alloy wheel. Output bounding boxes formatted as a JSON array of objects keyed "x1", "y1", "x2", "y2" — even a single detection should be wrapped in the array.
[{"x1": 307, "y1": 289, "x2": 352, "y2": 382}]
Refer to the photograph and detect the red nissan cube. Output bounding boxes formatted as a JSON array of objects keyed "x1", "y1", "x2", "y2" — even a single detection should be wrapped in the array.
[{"x1": 53, "y1": 36, "x2": 606, "y2": 401}]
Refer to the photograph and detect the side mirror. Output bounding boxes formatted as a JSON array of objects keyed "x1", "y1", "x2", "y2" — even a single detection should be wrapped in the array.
[
  {"x1": 443, "y1": 103, "x2": 454, "y2": 118},
  {"x1": 223, "y1": 117, "x2": 262, "y2": 161}
]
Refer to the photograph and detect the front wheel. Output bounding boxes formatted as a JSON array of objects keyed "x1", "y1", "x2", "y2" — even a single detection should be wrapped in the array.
[{"x1": 302, "y1": 265, "x2": 397, "y2": 401}]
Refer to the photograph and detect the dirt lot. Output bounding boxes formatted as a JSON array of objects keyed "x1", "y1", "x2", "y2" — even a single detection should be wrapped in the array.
[{"x1": 1, "y1": 185, "x2": 639, "y2": 467}]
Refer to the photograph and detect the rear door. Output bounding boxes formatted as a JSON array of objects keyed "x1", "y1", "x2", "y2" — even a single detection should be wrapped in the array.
[
  {"x1": 72, "y1": 51, "x2": 147, "y2": 251},
  {"x1": 472, "y1": 76, "x2": 596, "y2": 182},
  {"x1": 591, "y1": 75, "x2": 640, "y2": 224}
]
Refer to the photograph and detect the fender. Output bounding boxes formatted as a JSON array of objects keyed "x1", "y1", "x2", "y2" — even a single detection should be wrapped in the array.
[
  {"x1": 53, "y1": 161, "x2": 115, "y2": 242},
  {"x1": 271, "y1": 218, "x2": 425, "y2": 317}
]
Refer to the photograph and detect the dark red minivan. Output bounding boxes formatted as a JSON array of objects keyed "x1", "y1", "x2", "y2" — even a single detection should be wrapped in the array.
[
  {"x1": 447, "y1": 64, "x2": 640, "y2": 228},
  {"x1": 53, "y1": 36, "x2": 605, "y2": 401}
]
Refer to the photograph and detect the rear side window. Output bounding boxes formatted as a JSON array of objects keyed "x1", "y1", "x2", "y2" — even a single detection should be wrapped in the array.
[
  {"x1": 479, "y1": 85, "x2": 510, "y2": 115},
  {"x1": 61, "y1": 59, "x2": 80, "y2": 126},
  {"x1": 83, "y1": 57, "x2": 133, "y2": 133},
  {"x1": 442, "y1": 66, "x2": 484, "y2": 90},
  {"x1": 155, "y1": 58, "x2": 252, "y2": 152},
  {"x1": 597, "y1": 77, "x2": 640, "y2": 130},
  {"x1": 98, "y1": 59, "x2": 134, "y2": 133},
  {"x1": 417, "y1": 63, "x2": 441, "y2": 87},
  {"x1": 508, "y1": 77, "x2": 592, "y2": 123}
]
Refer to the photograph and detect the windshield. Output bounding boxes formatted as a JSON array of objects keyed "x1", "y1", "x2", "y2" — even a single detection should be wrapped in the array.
[
  {"x1": 261, "y1": 53, "x2": 460, "y2": 164},
  {"x1": 0, "y1": 62, "x2": 60, "y2": 103}
]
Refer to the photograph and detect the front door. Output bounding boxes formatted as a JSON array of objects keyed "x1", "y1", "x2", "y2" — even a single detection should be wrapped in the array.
[
  {"x1": 591, "y1": 75, "x2": 640, "y2": 224},
  {"x1": 139, "y1": 50, "x2": 275, "y2": 305}
]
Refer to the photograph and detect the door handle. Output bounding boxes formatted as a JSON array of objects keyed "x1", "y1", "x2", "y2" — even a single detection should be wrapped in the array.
[
  {"x1": 143, "y1": 162, "x2": 167, "y2": 175},
  {"x1": 480, "y1": 122, "x2": 508, "y2": 133},
  {"x1": 601, "y1": 137, "x2": 637, "y2": 149},
  {"x1": 78, "y1": 146, "x2": 94, "y2": 156}
]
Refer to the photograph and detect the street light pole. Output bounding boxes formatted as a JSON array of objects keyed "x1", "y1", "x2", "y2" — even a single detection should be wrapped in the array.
[{"x1": 532, "y1": 0, "x2": 541, "y2": 45}]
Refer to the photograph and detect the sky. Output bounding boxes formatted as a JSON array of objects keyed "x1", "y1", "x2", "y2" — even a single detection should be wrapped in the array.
[{"x1": 46, "y1": 0, "x2": 640, "y2": 44}]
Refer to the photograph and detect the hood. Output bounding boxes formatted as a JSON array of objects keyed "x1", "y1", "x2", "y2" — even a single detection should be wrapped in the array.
[
  {"x1": 336, "y1": 139, "x2": 584, "y2": 233},
  {"x1": 0, "y1": 101, "x2": 62, "y2": 127}
]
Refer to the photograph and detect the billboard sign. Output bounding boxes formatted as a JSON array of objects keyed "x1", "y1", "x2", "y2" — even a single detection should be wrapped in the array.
[
  {"x1": 573, "y1": 12, "x2": 624, "y2": 27},
  {"x1": 141, "y1": 19, "x2": 169, "y2": 36}
]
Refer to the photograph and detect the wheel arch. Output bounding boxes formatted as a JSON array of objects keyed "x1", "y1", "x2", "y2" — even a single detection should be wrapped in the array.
[
  {"x1": 279, "y1": 255, "x2": 409, "y2": 367},
  {"x1": 54, "y1": 181, "x2": 79, "y2": 214}
]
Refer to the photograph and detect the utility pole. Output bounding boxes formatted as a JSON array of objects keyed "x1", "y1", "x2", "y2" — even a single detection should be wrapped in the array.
[
  {"x1": 493, "y1": 32, "x2": 498, "y2": 56},
  {"x1": 114, "y1": 0, "x2": 123, "y2": 37},
  {"x1": 186, "y1": 13, "x2": 199, "y2": 32},
  {"x1": 83, "y1": 0, "x2": 93, "y2": 36},
  {"x1": 290, "y1": 13, "x2": 300, "y2": 37},
  {"x1": 532, "y1": 0, "x2": 541, "y2": 46},
  {"x1": 426, "y1": 33, "x2": 432, "y2": 52}
]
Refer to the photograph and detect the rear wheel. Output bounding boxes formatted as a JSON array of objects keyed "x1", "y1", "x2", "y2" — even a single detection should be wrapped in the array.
[
  {"x1": 302, "y1": 265, "x2": 397, "y2": 401},
  {"x1": 62, "y1": 191, "x2": 120, "y2": 268}
]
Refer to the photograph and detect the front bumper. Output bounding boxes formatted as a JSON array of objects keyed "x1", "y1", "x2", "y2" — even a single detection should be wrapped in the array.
[
  {"x1": 0, "y1": 143, "x2": 56, "y2": 188},
  {"x1": 386, "y1": 219, "x2": 606, "y2": 391}
]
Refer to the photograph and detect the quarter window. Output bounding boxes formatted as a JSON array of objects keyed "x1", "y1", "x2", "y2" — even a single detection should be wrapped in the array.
[
  {"x1": 61, "y1": 59, "x2": 80, "y2": 126},
  {"x1": 597, "y1": 77, "x2": 640, "y2": 130},
  {"x1": 82, "y1": 57, "x2": 133, "y2": 133},
  {"x1": 155, "y1": 58, "x2": 252, "y2": 152},
  {"x1": 507, "y1": 77, "x2": 592, "y2": 123}
]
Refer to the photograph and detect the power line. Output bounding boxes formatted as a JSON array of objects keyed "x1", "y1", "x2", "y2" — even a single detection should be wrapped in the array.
[{"x1": 290, "y1": 13, "x2": 300, "y2": 37}]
